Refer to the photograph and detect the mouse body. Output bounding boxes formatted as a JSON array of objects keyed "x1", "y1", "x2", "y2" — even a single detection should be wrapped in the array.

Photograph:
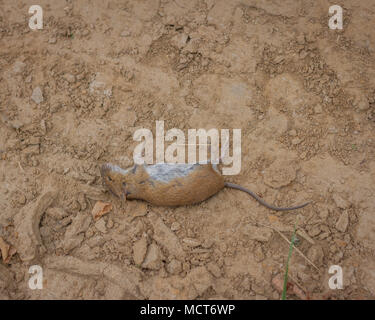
[
  {"x1": 100, "y1": 162, "x2": 225, "y2": 206},
  {"x1": 100, "y1": 162, "x2": 310, "y2": 211}
]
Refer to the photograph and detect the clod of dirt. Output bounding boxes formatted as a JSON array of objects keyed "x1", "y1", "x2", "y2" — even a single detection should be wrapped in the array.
[
  {"x1": 182, "y1": 238, "x2": 201, "y2": 247},
  {"x1": 148, "y1": 212, "x2": 185, "y2": 259},
  {"x1": 335, "y1": 210, "x2": 349, "y2": 233},
  {"x1": 45, "y1": 255, "x2": 143, "y2": 299},
  {"x1": 141, "y1": 242, "x2": 163, "y2": 270},
  {"x1": 307, "y1": 245, "x2": 324, "y2": 266},
  {"x1": 241, "y1": 225, "x2": 273, "y2": 242},
  {"x1": 185, "y1": 266, "x2": 213, "y2": 296},
  {"x1": 91, "y1": 201, "x2": 113, "y2": 221},
  {"x1": 206, "y1": 261, "x2": 222, "y2": 278},
  {"x1": 62, "y1": 212, "x2": 91, "y2": 252},
  {"x1": 12, "y1": 61, "x2": 26, "y2": 74},
  {"x1": 31, "y1": 87, "x2": 44, "y2": 104},
  {"x1": 94, "y1": 219, "x2": 107, "y2": 234},
  {"x1": 166, "y1": 259, "x2": 182, "y2": 275},
  {"x1": 133, "y1": 236, "x2": 148, "y2": 266},
  {"x1": 332, "y1": 193, "x2": 351, "y2": 210},
  {"x1": 263, "y1": 159, "x2": 297, "y2": 188},
  {"x1": 141, "y1": 266, "x2": 213, "y2": 299},
  {"x1": 46, "y1": 207, "x2": 68, "y2": 220},
  {"x1": 80, "y1": 184, "x2": 107, "y2": 201},
  {"x1": 14, "y1": 190, "x2": 57, "y2": 261}
]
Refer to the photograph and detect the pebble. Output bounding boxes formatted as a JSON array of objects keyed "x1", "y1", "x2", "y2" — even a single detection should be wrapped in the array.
[
  {"x1": 142, "y1": 243, "x2": 162, "y2": 270},
  {"x1": 13, "y1": 61, "x2": 26, "y2": 74},
  {"x1": 94, "y1": 219, "x2": 107, "y2": 233},
  {"x1": 133, "y1": 236, "x2": 148, "y2": 266},
  {"x1": 201, "y1": 239, "x2": 214, "y2": 249},
  {"x1": 291, "y1": 137, "x2": 302, "y2": 145},
  {"x1": 31, "y1": 87, "x2": 44, "y2": 104},
  {"x1": 335, "y1": 210, "x2": 349, "y2": 232},
  {"x1": 307, "y1": 245, "x2": 324, "y2": 266},
  {"x1": 166, "y1": 259, "x2": 182, "y2": 275},
  {"x1": 253, "y1": 245, "x2": 265, "y2": 262},
  {"x1": 183, "y1": 238, "x2": 201, "y2": 247},
  {"x1": 308, "y1": 225, "x2": 321, "y2": 237}
]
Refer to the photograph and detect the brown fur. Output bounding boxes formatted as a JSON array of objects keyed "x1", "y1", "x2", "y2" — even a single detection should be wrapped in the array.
[{"x1": 101, "y1": 163, "x2": 225, "y2": 206}]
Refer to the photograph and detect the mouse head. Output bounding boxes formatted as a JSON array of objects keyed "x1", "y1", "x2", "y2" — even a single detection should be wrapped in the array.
[{"x1": 100, "y1": 163, "x2": 147, "y2": 201}]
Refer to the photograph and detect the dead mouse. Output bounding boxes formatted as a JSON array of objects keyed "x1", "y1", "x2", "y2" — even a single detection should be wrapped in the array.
[{"x1": 100, "y1": 162, "x2": 310, "y2": 211}]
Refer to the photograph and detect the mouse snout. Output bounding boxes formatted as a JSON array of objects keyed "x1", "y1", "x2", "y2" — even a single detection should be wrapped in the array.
[{"x1": 100, "y1": 163, "x2": 125, "y2": 199}]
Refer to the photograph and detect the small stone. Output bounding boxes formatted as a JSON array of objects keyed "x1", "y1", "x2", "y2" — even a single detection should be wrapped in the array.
[
  {"x1": 31, "y1": 87, "x2": 44, "y2": 104},
  {"x1": 289, "y1": 129, "x2": 297, "y2": 136},
  {"x1": 48, "y1": 37, "x2": 57, "y2": 44},
  {"x1": 133, "y1": 236, "x2": 148, "y2": 266},
  {"x1": 94, "y1": 219, "x2": 107, "y2": 233},
  {"x1": 17, "y1": 193, "x2": 27, "y2": 205},
  {"x1": 308, "y1": 225, "x2": 321, "y2": 237},
  {"x1": 253, "y1": 245, "x2": 265, "y2": 262},
  {"x1": 274, "y1": 55, "x2": 284, "y2": 64},
  {"x1": 166, "y1": 259, "x2": 182, "y2": 275},
  {"x1": 242, "y1": 225, "x2": 273, "y2": 242},
  {"x1": 335, "y1": 210, "x2": 349, "y2": 232},
  {"x1": 201, "y1": 239, "x2": 214, "y2": 249},
  {"x1": 13, "y1": 61, "x2": 26, "y2": 74},
  {"x1": 183, "y1": 238, "x2": 201, "y2": 247},
  {"x1": 291, "y1": 137, "x2": 302, "y2": 145},
  {"x1": 171, "y1": 33, "x2": 189, "y2": 49},
  {"x1": 142, "y1": 243, "x2": 162, "y2": 270},
  {"x1": 186, "y1": 266, "x2": 213, "y2": 296}
]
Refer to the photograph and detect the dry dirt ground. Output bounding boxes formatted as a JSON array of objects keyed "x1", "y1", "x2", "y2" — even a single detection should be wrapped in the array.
[{"x1": 0, "y1": 0, "x2": 375, "y2": 300}]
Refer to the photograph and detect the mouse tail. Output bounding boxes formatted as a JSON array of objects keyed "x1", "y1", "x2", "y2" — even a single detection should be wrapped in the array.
[{"x1": 224, "y1": 182, "x2": 310, "y2": 211}]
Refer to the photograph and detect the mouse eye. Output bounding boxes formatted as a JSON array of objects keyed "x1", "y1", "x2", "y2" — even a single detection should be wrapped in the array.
[{"x1": 107, "y1": 176, "x2": 113, "y2": 182}]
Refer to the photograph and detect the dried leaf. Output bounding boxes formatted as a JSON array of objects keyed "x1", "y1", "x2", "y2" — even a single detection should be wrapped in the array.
[
  {"x1": 92, "y1": 201, "x2": 113, "y2": 221},
  {"x1": 0, "y1": 237, "x2": 16, "y2": 264}
]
